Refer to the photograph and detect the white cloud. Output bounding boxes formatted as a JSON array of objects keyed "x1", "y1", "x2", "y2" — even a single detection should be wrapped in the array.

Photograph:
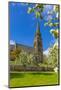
[
  {"x1": 10, "y1": 40, "x2": 16, "y2": 45},
  {"x1": 53, "y1": 40, "x2": 58, "y2": 47},
  {"x1": 43, "y1": 48, "x2": 49, "y2": 56}
]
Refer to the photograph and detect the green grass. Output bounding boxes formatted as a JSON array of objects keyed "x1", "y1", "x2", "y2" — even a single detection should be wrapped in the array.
[{"x1": 9, "y1": 71, "x2": 58, "y2": 87}]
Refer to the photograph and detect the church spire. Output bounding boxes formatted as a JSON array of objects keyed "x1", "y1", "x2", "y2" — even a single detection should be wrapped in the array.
[
  {"x1": 34, "y1": 21, "x2": 43, "y2": 63},
  {"x1": 35, "y1": 21, "x2": 41, "y2": 36}
]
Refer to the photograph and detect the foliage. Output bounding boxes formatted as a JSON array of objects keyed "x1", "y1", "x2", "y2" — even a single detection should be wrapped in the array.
[
  {"x1": 43, "y1": 54, "x2": 48, "y2": 65},
  {"x1": 44, "y1": 5, "x2": 59, "y2": 27},
  {"x1": 27, "y1": 7, "x2": 34, "y2": 14},
  {"x1": 15, "y1": 47, "x2": 21, "y2": 58},
  {"x1": 10, "y1": 47, "x2": 21, "y2": 61},
  {"x1": 10, "y1": 50, "x2": 17, "y2": 61},
  {"x1": 50, "y1": 29, "x2": 58, "y2": 39},
  {"x1": 44, "y1": 5, "x2": 59, "y2": 39},
  {"x1": 48, "y1": 42, "x2": 58, "y2": 67},
  {"x1": 27, "y1": 4, "x2": 44, "y2": 19},
  {"x1": 17, "y1": 49, "x2": 44, "y2": 67},
  {"x1": 19, "y1": 51, "x2": 28, "y2": 66},
  {"x1": 27, "y1": 4, "x2": 59, "y2": 40},
  {"x1": 27, "y1": 53, "x2": 34, "y2": 65},
  {"x1": 27, "y1": 4, "x2": 59, "y2": 26}
]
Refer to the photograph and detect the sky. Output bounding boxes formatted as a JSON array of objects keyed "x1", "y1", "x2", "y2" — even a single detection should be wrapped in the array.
[{"x1": 9, "y1": 2, "x2": 57, "y2": 50}]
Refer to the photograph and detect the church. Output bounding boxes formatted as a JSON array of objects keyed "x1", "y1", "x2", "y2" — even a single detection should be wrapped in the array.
[{"x1": 10, "y1": 22, "x2": 43, "y2": 63}]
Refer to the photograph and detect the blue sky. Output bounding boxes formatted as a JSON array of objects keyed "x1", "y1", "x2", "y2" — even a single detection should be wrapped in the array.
[{"x1": 9, "y1": 2, "x2": 57, "y2": 50}]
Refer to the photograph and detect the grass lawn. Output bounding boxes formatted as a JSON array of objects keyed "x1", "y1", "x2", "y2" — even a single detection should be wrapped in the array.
[{"x1": 9, "y1": 71, "x2": 59, "y2": 87}]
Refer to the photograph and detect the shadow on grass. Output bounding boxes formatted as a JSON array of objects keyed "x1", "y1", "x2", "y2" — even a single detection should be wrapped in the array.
[
  {"x1": 30, "y1": 72, "x2": 54, "y2": 75},
  {"x1": 10, "y1": 73, "x2": 25, "y2": 79},
  {"x1": 10, "y1": 72, "x2": 54, "y2": 79}
]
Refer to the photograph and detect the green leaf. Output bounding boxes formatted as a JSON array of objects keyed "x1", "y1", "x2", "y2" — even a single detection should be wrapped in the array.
[
  {"x1": 50, "y1": 29, "x2": 58, "y2": 39},
  {"x1": 35, "y1": 11, "x2": 40, "y2": 18},
  {"x1": 44, "y1": 20, "x2": 52, "y2": 26},
  {"x1": 49, "y1": 23, "x2": 53, "y2": 27},
  {"x1": 36, "y1": 4, "x2": 44, "y2": 9},
  {"x1": 27, "y1": 7, "x2": 34, "y2": 14},
  {"x1": 54, "y1": 5, "x2": 59, "y2": 12},
  {"x1": 53, "y1": 23, "x2": 59, "y2": 27}
]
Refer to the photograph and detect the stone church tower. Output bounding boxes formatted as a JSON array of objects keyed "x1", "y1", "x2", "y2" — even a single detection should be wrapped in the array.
[{"x1": 34, "y1": 22, "x2": 43, "y2": 63}]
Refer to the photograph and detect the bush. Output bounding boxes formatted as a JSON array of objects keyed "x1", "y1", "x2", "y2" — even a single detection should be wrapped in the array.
[
  {"x1": 48, "y1": 42, "x2": 58, "y2": 67},
  {"x1": 10, "y1": 64, "x2": 54, "y2": 71}
]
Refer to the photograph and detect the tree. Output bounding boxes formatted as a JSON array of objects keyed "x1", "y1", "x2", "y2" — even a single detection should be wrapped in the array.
[
  {"x1": 50, "y1": 29, "x2": 58, "y2": 39},
  {"x1": 15, "y1": 46, "x2": 21, "y2": 58},
  {"x1": 27, "y1": 4, "x2": 59, "y2": 35},
  {"x1": 27, "y1": 54, "x2": 34, "y2": 66},
  {"x1": 10, "y1": 50, "x2": 16, "y2": 61},
  {"x1": 44, "y1": 5, "x2": 59, "y2": 39},
  {"x1": 48, "y1": 42, "x2": 58, "y2": 67},
  {"x1": 10, "y1": 47, "x2": 21, "y2": 61},
  {"x1": 19, "y1": 51, "x2": 28, "y2": 67},
  {"x1": 43, "y1": 54, "x2": 48, "y2": 64}
]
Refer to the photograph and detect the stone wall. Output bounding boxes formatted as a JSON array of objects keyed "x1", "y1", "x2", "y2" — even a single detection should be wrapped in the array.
[{"x1": 10, "y1": 65, "x2": 54, "y2": 72}]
